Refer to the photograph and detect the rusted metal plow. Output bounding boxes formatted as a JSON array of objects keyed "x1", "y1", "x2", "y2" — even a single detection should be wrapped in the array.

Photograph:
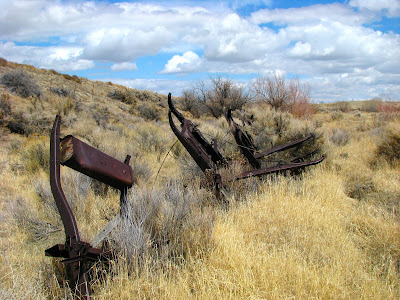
[
  {"x1": 168, "y1": 94, "x2": 324, "y2": 196},
  {"x1": 224, "y1": 108, "x2": 325, "y2": 175},
  {"x1": 46, "y1": 115, "x2": 135, "y2": 299}
]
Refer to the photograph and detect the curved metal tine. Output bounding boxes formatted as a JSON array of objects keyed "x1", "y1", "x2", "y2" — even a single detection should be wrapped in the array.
[
  {"x1": 234, "y1": 155, "x2": 325, "y2": 180},
  {"x1": 168, "y1": 93, "x2": 185, "y2": 123},
  {"x1": 50, "y1": 115, "x2": 80, "y2": 242},
  {"x1": 254, "y1": 134, "x2": 314, "y2": 159}
]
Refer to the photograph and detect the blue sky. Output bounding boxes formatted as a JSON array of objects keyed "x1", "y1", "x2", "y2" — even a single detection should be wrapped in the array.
[{"x1": 0, "y1": 0, "x2": 399, "y2": 102}]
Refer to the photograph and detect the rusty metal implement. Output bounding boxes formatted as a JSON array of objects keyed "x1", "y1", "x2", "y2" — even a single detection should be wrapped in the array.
[
  {"x1": 46, "y1": 115, "x2": 134, "y2": 299},
  {"x1": 224, "y1": 108, "x2": 324, "y2": 169},
  {"x1": 60, "y1": 135, "x2": 134, "y2": 190},
  {"x1": 168, "y1": 94, "x2": 324, "y2": 195}
]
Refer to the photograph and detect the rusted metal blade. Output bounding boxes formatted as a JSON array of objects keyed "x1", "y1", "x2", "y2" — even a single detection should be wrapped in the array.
[
  {"x1": 60, "y1": 136, "x2": 135, "y2": 190},
  {"x1": 50, "y1": 115, "x2": 81, "y2": 242},
  {"x1": 225, "y1": 109, "x2": 260, "y2": 169},
  {"x1": 254, "y1": 134, "x2": 314, "y2": 159},
  {"x1": 235, "y1": 155, "x2": 325, "y2": 180},
  {"x1": 168, "y1": 96, "x2": 225, "y2": 172},
  {"x1": 168, "y1": 92, "x2": 185, "y2": 123}
]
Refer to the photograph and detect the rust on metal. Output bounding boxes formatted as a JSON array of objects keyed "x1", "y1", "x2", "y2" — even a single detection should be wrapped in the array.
[
  {"x1": 46, "y1": 115, "x2": 133, "y2": 299},
  {"x1": 168, "y1": 94, "x2": 325, "y2": 196},
  {"x1": 168, "y1": 93, "x2": 225, "y2": 172},
  {"x1": 60, "y1": 135, "x2": 135, "y2": 190},
  {"x1": 224, "y1": 108, "x2": 324, "y2": 168}
]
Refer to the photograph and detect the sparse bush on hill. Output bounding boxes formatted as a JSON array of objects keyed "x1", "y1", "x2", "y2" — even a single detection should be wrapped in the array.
[
  {"x1": 0, "y1": 93, "x2": 11, "y2": 119},
  {"x1": 62, "y1": 73, "x2": 81, "y2": 83},
  {"x1": 108, "y1": 89, "x2": 135, "y2": 104},
  {"x1": 329, "y1": 128, "x2": 350, "y2": 146},
  {"x1": 136, "y1": 102, "x2": 161, "y2": 121},
  {"x1": 361, "y1": 98, "x2": 382, "y2": 112},
  {"x1": 373, "y1": 124, "x2": 400, "y2": 167},
  {"x1": 182, "y1": 76, "x2": 250, "y2": 118},
  {"x1": 7, "y1": 112, "x2": 31, "y2": 135},
  {"x1": 51, "y1": 87, "x2": 70, "y2": 97},
  {"x1": 0, "y1": 70, "x2": 41, "y2": 98}
]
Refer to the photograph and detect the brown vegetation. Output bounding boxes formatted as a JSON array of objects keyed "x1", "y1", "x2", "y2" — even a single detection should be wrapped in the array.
[{"x1": 0, "y1": 61, "x2": 399, "y2": 299}]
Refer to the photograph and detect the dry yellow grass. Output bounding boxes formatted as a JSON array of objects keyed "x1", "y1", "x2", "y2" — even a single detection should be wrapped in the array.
[{"x1": 0, "y1": 60, "x2": 399, "y2": 299}]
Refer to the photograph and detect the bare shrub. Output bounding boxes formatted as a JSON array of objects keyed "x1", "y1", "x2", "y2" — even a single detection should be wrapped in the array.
[
  {"x1": 180, "y1": 89, "x2": 205, "y2": 117},
  {"x1": 377, "y1": 102, "x2": 400, "y2": 120},
  {"x1": 1, "y1": 70, "x2": 41, "y2": 98},
  {"x1": 182, "y1": 76, "x2": 250, "y2": 118},
  {"x1": 252, "y1": 74, "x2": 314, "y2": 116}
]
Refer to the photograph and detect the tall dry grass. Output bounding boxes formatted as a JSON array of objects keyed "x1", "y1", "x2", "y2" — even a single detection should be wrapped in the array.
[{"x1": 0, "y1": 62, "x2": 399, "y2": 299}]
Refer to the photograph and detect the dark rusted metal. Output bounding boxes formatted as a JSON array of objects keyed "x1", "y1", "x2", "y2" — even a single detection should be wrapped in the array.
[
  {"x1": 46, "y1": 115, "x2": 133, "y2": 299},
  {"x1": 224, "y1": 108, "x2": 323, "y2": 168},
  {"x1": 168, "y1": 93, "x2": 226, "y2": 172},
  {"x1": 235, "y1": 155, "x2": 325, "y2": 180},
  {"x1": 60, "y1": 136, "x2": 135, "y2": 190},
  {"x1": 168, "y1": 95, "x2": 325, "y2": 196}
]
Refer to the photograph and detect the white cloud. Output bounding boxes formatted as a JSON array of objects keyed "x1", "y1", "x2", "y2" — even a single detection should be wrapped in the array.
[
  {"x1": 0, "y1": 42, "x2": 94, "y2": 71},
  {"x1": 103, "y1": 78, "x2": 192, "y2": 97},
  {"x1": 350, "y1": 0, "x2": 400, "y2": 17},
  {"x1": 111, "y1": 62, "x2": 138, "y2": 71},
  {"x1": 161, "y1": 51, "x2": 202, "y2": 74},
  {"x1": 0, "y1": 1, "x2": 399, "y2": 101}
]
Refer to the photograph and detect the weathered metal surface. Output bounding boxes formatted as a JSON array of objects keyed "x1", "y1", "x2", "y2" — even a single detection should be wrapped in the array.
[
  {"x1": 168, "y1": 93, "x2": 225, "y2": 172},
  {"x1": 236, "y1": 155, "x2": 325, "y2": 180},
  {"x1": 168, "y1": 95, "x2": 325, "y2": 195},
  {"x1": 224, "y1": 108, "x2": 324, "y2": 168},
  {"x1": 60, "y1": 136, "x2": 135, "y2": 190},
  {"x1": 47, "y1": 115, "x2": 104, "y2": 299},
  {"x1": 47, "y1": 115, "x2": 135, "y2": 299}
]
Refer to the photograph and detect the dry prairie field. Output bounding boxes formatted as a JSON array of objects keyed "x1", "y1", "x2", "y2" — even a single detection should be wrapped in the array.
[{"x1": 0, "y1": 60, "x2": 399, "y2": 299}]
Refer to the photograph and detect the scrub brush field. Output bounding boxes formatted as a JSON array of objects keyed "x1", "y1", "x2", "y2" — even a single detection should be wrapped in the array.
[{"x1": 0, "y1": 60, "x2": 399, "y2": 299}]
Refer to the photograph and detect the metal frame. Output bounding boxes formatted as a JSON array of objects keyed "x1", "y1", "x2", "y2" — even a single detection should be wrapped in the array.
[
  {"x1": 168, "y1": 94, "x2": 325, "y2": 193},
  {"x1": 224, "y1": 108, "x2": 325, "y2": 173},
  {"x1": 46, "y1": 115, "x2": 135, "y2": 299}
]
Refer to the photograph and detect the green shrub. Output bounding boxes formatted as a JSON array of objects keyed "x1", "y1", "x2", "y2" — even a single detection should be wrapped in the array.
[{"x1": 1, "y1": 70, "x2": 41, "y2": 98}]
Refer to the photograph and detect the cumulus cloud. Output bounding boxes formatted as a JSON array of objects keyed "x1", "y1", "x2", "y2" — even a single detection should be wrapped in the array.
[
  {"x1": 350, "y1": 0, "x2": 400, "y2": 17},
  {"x1": 111, "y1": 62, "x2": 138, "y2": 71},
  {"x1": 0, "y1": 42, "x2": 94, "y2": 71},
  {"x1": 103, "y1": 78, "x2": 191, "y2": 96},
  {"x1": 0, "y1": 1, "x2": 399, "y2": 101},
  {"x1": 161, "y1": 51, "x2": 202, "y2": 74}
]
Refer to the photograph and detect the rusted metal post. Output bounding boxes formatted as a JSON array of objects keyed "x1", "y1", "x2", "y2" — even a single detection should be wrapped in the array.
[{"x1": 46, "y1": 115, "x2": 135, "y2": 299}]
